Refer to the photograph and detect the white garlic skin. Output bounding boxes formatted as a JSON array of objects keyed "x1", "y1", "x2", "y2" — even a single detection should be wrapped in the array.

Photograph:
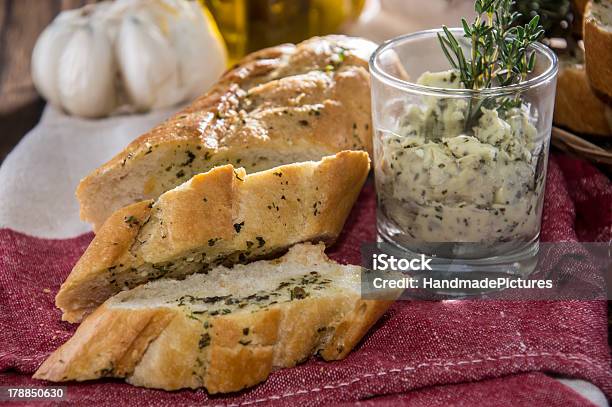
[
  {"x1": 116, "y1": 11, "x2": 182, "y2": 111},
  {"x1": 58, "y1": 23, "x2": 117, "y2": 118},
  {"x1": 31, "y1": 21, "x2": 77, "y2": 107}
]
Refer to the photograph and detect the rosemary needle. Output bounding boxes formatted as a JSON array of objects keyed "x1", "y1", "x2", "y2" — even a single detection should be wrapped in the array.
[{"x1": 437, "y1": 0, "x2": 545, "y2": 131}]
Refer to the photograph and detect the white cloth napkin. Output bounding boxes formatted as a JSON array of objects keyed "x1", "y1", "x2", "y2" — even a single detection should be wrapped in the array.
[{"x1": 0, "y1": 105, "x2": 181, "y2": 238}]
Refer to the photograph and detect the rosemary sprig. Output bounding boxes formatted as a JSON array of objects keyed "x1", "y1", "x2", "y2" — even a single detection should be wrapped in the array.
[{"x1": 437, "y1": 0, "x2": 544, "y2": 130}]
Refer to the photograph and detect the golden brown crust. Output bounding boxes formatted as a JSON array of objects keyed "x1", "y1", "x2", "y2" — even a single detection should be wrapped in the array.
[
  {"x1": 202, "y1": 309, "x2": 280, "y2": 393},
  {"x1": 554, "y1": 60, "x2": 612, "y2": 136},
  {"x1": 57, "y1": 201, "x2": 153, "y2": 323},
  {"x1": 320, "y1": 299, "x2": 395, "y2": 361},
  {"x1": 33, "y1": 305, "x2": 175, "y2": 382},
  {"x1": 35, "y1": 245, "x2": 400, "y2": 394},
  {"x1": 139, "y1": 165, "x2": 237, "y2": 263},
  {"x1": 57, "y1": 151, "x2": 370, "y2": 323},
  {"x1": 584, "y1": 1, "x2": 612, "y2": 99},
  {"x1": 34, "y1": 297, "x2": 392, "y2": 394},
  {"x1": 77, "y1": 35, "x2": 377, "y2": 231},
  {"x1": 37, "y1": 299, "x2": 389, "y2": 393}
]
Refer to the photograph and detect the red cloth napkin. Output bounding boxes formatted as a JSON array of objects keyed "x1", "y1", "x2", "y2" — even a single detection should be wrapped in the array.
[{"x1": 1, "y1": 154, "x2": 611, "y2": 406}]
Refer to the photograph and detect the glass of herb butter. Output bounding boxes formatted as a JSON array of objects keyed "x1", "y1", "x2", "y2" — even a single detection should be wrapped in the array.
[{"x1": 369, "y1": 25, "x2": 558, "y2": 281}]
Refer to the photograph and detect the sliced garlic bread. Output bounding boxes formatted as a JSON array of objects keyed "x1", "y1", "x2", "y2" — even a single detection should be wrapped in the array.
[
  {"x1": 77, "y1": 35, "x2": 377, "y2": 231},
  {"x1": 584, "y1": 0, "x2": 612, "y2": 99},
  {"x1": 555, "y1": 50, "x2": 612, "y2": 136},
  {"x1": 56, "y1": 151, "x2": 370, "y2": 323},
  {"x1": 36, "y1": 243, "x2": 399, "y2": 393}
]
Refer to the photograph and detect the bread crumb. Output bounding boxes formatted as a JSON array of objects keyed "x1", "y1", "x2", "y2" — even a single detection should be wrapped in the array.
[{"x1": 43, "y1": 288, "x2": 51, "y2": 293}]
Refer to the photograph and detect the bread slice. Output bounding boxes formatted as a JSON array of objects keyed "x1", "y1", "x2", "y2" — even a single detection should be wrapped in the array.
[
  {"x1": 57, "y1": 151, "x2": 370, "y2": 323},
  {"x1": 35, "y1": 243, "x2": 399, "y2": 393},
  {"x1": 77, "y1": 35, "x2": 377, "y2": 231},
  {"x1": 554, "y1": 50, "x2": 612, "y2": 136},
  {"x1": 584, "y1": 0, "x2": 612, "y2": 99}
]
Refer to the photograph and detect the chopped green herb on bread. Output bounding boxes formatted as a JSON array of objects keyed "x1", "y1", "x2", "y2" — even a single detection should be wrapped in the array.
[
  {"x1": 36, "y1": 243, "x2": 401, "y2": 393},
  {"x1": 57, "y1": 151, "x2": 370, "y2": 323},
  {"x1": 77, "y1": 35, "x2": 376, "y2": 231}
]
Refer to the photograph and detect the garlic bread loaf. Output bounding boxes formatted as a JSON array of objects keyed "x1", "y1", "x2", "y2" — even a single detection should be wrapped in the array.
[
  {"x1": 77, "y1": 35, "x2": 377, "y2": 231},
  {"x1": 554, "y1": 50, "x2": 612, "y2": 136},
  {"x1": 36, "y1": 243, "x2": 400, "y2": 393},
  {"x1": 584, "y1": 0, "x2": 612, "y2": 99},
  {"x1": 57, "y1": 151, "x2": 370, "y2": 323}
]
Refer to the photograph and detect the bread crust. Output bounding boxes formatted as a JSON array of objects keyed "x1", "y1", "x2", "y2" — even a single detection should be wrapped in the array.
[
  {"x1": 584, "y1": 1, "x2": 612, "y2": 100},
  {"x1": 35, "y1": 297, "x2": 394, "y2": 393},
  {"x1": 36, "y1": 244, "x2": 400, "y2": 394},
  {"x1": 554, "y1": 59, "x2": 612, "y2": 136},
  {"x1": 77, "y1": 35, "x2": 377, "y2": 231},
  {"x1": 32, "y1": 306, "x2": 176, "y2": 382},
  {"x1": 57, "y1": 151, "x2": 370, "y2": 323}
]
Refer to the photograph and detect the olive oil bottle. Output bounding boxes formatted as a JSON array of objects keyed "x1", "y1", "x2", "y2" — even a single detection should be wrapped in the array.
[{"x1": 202, "y1": 0, "x2": 365, "y2": 63}]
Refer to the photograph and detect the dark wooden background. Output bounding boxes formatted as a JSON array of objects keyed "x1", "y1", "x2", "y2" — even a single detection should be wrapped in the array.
[{"x1": 0, "y1": 0, "x2": 100, "y2": 162}]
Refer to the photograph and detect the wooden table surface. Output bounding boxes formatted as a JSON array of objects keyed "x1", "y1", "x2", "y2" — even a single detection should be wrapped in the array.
[{"x1": 0, "y1": 0, "x2": 100, "y2": 163}]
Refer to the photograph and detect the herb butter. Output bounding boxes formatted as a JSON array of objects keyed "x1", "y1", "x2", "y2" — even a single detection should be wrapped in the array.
[{"x1": 375, "y1": 70, "x2": 545, "y2": 245}]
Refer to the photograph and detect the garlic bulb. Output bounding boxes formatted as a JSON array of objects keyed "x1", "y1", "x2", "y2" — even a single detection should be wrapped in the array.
[{"x1": 31, "y1": 0, "x2": 227, "y2": 118}]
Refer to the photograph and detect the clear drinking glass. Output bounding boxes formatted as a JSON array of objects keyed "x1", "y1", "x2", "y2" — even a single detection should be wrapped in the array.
[{"x1": 369, "y1": 29, "x2": 558, "y2": 280}]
